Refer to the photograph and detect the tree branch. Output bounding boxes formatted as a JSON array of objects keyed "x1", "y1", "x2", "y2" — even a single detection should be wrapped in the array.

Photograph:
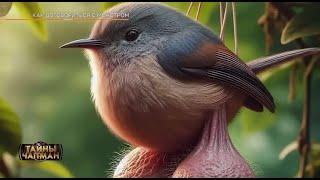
[
  {"x1": 267, "y1": 2, "x2": 316, "y2": 177},
  {"x1": 298, "y1": 59, "x2": 316, "y2": 177}
]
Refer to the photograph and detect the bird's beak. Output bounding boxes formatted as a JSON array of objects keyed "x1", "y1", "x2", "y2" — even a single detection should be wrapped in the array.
[{"x1": 59, "y1": 38, "x2": 106, "y2": 49}]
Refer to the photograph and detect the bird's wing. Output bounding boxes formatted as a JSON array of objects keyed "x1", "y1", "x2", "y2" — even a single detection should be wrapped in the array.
[{"x1": 157, "y1": 32, "x2": 275, "y2": 112}]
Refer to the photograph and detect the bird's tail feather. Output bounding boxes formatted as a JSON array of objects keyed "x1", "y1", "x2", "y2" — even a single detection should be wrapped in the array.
[{"x1": 247, "y1": 48, "x2": 320, "y2": 74}]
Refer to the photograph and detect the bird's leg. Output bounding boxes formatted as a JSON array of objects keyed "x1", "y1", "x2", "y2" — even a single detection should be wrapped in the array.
[{"x1": 172, "y1": 103, "x2": 255, "y2": 178}]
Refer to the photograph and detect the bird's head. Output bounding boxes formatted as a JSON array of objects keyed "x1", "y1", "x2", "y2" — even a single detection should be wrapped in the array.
[{"x1": 60, "y1": 2, "x2": 220, "y2": 71}]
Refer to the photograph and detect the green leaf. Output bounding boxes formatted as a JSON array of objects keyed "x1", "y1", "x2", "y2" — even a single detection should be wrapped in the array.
[
  {"x1": 0, "y1": 98, "x2": 22, "y2": 156},
  {"x1": 101, "y1": 2, "x2": 119, "y2": 10},
  {"x1": 12, "y1": 2, "x2": 48, "y2": 41},
  {"x1": 1, "y1": 152, "x2": 19, "y2": 177},
  {"x1": 239, "y1": 108, "x2": 276, "y2": 134},
  {"x1": 279, "y1": 141, "x2": 298, "y2": 160},
  {"x1": 20, "y1": 161, "x2": 74, "y2": 178},
  {"x1": 0, "y1": 2, "x2": 12, "y2": 17},
  {"x1": 281, "y1": 6, "x2": 320, "y2": 44}
]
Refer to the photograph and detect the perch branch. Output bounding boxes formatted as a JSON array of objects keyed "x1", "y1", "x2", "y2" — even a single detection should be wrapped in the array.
[{"x1": 298, "y1": 59, "x2": 316, "y2": 178}]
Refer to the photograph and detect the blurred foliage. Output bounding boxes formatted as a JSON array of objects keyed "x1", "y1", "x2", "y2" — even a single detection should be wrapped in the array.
[
  {"x1": 256, "y1": 2, "x2": 320, "y2": 178},
  {"x1": 165, "y1": 2, "x2": 219, "y2": 26},
  {"x1": 12, "y1": 2, "x2": 48, "y2": 41},
  {"x1": 101, "y1": 2, "x2": 119, "y2": 11},
  {"x1": 20, "y1": 161, "x2": 73, "y2": 178},
  {"x1": 281, "y1": 6, "x2": 320, "y2": 44},
  {"x1": 307, "y1": 142, "x2": 320, "y2": 177},
  {"x1": 0, "y1": 2, "x2": 320, "y2": 178},
  {"x1": 0, "y1": 98, "x2": 21, "y2": 156},
  {"x1": 1, "y1": 152, "x2": 73, "y2": 178},
  {"x1": 0, "y1": 3, "x2": 12, "y2": 17},
  {"x1": 239, "y1": 108, "x2": 275, "y2": 134}
]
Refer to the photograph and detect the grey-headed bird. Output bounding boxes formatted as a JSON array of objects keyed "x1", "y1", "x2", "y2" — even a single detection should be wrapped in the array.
[{"x1": 61, "y1": 2, "x2": 320, "y2": 178}]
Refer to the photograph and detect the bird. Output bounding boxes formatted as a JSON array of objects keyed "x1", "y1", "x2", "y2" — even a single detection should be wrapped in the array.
[{"x1": 60, "y1": 2, "x2": 320, "y2": 178}]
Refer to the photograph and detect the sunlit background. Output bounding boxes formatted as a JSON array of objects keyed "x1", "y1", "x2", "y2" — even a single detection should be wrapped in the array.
[{"x1": 0, "y1": 2, "x2": 319, "y2": 178}]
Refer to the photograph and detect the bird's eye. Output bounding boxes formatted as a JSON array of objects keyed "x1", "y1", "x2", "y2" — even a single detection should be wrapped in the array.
[{"x1": 125, "y1": 29, "x2": 140, "y2": 41}]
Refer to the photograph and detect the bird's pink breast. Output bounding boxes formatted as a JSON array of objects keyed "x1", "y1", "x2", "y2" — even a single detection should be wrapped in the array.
[{"x1": 113, "y1": 104, "x2": 255, "y2": 178}]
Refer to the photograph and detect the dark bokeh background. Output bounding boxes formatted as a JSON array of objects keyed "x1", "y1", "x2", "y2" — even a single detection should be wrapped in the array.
[{"x1": 0, "y1": 2, "x2": 319, "y2": 177}]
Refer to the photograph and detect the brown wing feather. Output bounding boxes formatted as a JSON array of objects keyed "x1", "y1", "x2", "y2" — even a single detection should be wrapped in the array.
[
  {"x1": 214, "y1": 48, "x2": 275, "y2": 112},
  {"x1": 180, "y1": 43, "x2": 275, "y2": 112}
]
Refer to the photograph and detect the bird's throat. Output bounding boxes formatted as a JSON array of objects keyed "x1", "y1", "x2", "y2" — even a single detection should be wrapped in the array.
[{"x1": 172, "y1": 104, "x2": 255, "y2": 178}]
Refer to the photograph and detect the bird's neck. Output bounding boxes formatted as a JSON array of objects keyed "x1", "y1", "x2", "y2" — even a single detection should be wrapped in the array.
[{"x1": 172, "y1": 103, "x2": 255, "y2": 177}]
